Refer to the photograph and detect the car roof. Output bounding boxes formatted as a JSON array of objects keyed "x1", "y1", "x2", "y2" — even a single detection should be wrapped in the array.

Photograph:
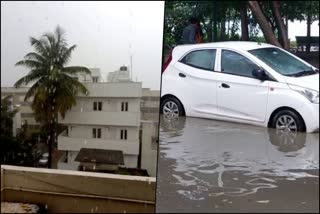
[{"x1": 172, "y1": 41, "x2": 276, "y2": 60}]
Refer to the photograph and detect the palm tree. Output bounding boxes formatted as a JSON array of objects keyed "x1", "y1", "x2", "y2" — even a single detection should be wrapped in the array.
[{"x1": 15, "y1": 26, "x2": 91, "y2": 168}]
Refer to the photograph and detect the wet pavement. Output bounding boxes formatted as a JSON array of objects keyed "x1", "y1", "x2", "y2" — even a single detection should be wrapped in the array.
[{"x1": 156, "y1": 116, "x2": 319, "y2": 213}]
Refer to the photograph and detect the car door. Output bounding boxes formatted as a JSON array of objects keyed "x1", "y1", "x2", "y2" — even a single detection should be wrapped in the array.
[
  {"x1": 173, "y1": 48, "x2": 220, "y2": 117},
  {"x1": 216, "y1": 49, "x2": 269, "y2": 123}
]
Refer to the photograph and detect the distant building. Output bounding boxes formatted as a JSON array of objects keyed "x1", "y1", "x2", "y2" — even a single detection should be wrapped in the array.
[
  {"x1": 2, "y1": 66, "x2": 160, "y2": 177},
  {"x1": 1, "y1": 87, "x2": 39, "y2": 138},
  {"x1": 140, "y1": 120, "x2": 158, "y2": 177},
  {"x1": 57, "y1": 67, "x2": 142, "y2": 170},
  {"x1": 107, "y1": 65, "x2": 132, "y2": 83},
  {"x1": 141, "y1": 88, "x2": 160, "y2": 122},
  {"x1": 75, "y1": 68, "x2": 103, "y2": 83}
]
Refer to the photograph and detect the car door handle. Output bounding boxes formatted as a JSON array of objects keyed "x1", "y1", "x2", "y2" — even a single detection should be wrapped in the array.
[
  {"x1": 179, "y1": 73, "x2": 186, "y2": 78},
  {"x1": 221, "y1": 83, "x2": 230, "y2": 88}
]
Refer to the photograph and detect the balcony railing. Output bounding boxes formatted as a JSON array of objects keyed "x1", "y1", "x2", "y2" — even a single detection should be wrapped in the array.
[
  {"x1": 1, "y1": 165, "x2": 155, "y2": 213},
  {"x1": 58, "y1": 111, "x2": 141, "y2": 126},
  {"x1": 58, "y1": 136, "x2": 140, "y2": 155}
]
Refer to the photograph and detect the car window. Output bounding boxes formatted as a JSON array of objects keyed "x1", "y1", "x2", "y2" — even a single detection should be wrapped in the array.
[
  {"x1": 249, "y1": 48, "x2": 312, "y2": 76},
  {"x1": 221, "y1": 50, "x2": 259, "y2": 78},
  {"x1": 181, "y1": 49, "x2": 216, "y2": 71}
]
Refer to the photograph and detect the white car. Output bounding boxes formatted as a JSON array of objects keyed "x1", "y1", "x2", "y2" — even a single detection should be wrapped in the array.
[{"x1": 161, "y1": 42, "x2": 319, "y2": 133}]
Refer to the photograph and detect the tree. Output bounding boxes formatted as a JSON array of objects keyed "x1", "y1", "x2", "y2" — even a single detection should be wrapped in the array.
[
  {"x1": 0, "y1": 95, "x2": 17, "y2": 137},
  {"x1": 0, "y1": 95, "x2": 31, "y2": 165},
  {"x1": 271, "y1": 1, "x2": 289, "y2": 49},
  {"x1": 240, "y1": 2, "x2": 249, "y2": 41},
  {"x1": 14, "y1": 26, "x2": 91, "y2": 168},
  {"x1": 247, "y1": 1, "x2": 281, "y2": 47}
]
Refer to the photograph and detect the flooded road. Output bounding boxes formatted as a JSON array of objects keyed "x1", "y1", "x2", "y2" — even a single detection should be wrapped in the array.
[{"x1": 156, "y1": 116, "x2": 319, "y2": 213}]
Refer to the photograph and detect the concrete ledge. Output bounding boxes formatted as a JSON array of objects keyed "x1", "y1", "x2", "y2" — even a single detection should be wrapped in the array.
[{"x1": 1, "y1": 165, "x2": 156, "y2": 213}]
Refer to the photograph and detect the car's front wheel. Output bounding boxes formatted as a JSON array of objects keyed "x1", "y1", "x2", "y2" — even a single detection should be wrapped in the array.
[
  {"x1": 271, "y1": 109, "x2": 306, "y2": 132},
  {"x1": 161, "y1": 97, "x2": 184, "y2": 118}
]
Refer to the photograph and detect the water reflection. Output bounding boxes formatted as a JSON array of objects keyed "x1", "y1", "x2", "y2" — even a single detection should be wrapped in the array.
[{"x1": 158, "y1": 116, "x2": 319, "y2": 207}]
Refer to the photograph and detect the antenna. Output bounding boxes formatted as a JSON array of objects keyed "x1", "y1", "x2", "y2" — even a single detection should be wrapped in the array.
[{"x1": 130, "y1": 54, "x2": 133, "y2": 81}]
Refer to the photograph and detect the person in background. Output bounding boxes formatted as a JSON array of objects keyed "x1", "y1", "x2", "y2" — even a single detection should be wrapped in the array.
[
  {"x1": 195, "y1": 21, "x2": 204, "y2": 43},
  {"x1": 181, "y1": 17, "x2": 198, "y2": 44}
]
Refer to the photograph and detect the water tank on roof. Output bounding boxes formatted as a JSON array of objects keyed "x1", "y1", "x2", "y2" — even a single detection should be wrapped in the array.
[{"x1": 120, "y1": 66, "x2": 127, "y2": 71}]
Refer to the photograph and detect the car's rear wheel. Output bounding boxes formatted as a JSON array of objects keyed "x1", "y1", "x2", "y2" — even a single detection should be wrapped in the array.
[
  {"x1": 271, "y1": 109, "x2": 306, "y2": 132},
  {"x1": 161, "y1": 97, "x2": 184, "y2": 118}
]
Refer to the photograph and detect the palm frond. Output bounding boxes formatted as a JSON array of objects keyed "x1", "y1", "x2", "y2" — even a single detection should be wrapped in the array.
[
  {"x1": 15, "y1": 59, "x2": 42, "y2": 69},
  {"x1": 62, "y1": 66, "x2": 91, "y2": 75},
  {"x1": 24, "y1": 78, "x2": 45, "y2": 101},
  {"x1": 14, "y1": 69, "x2": 46, "y2": 88},
  {"x1": 60, "y1": 45, "x2": 76, "y2": 65},
  {"x1": 24, "y1": 52, "x2": 46, "y2": 63},
  {"x1": 61, "y1": 73, "x2": 89, "y2": 95},
  {"x1": 30, "y1": 37, "x2": 48, "y2": 56}
]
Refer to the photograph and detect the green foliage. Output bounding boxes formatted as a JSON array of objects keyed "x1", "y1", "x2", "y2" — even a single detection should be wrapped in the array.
[
  {"x1": 0, "y1": 96, "x2": 34, "y2": 166},
  {"x1": 0, "y1": 95, "x2": 17, "y2": 137},
  {"x1": 15, "y1": 26, "x2": 91, "y2": 124},
  {"x1": 164, "y1": 1, "x2": 319, "y2": 48}
]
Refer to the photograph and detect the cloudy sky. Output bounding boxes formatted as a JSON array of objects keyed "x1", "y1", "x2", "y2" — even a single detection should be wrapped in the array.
[{"x1": 1, "y1": 1, "x2": 164, "y2": 89}]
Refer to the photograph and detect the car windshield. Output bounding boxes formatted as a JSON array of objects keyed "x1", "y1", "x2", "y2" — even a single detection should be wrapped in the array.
[{"x1": 249, "y1": 47, "x2": 317, "y2": 77}]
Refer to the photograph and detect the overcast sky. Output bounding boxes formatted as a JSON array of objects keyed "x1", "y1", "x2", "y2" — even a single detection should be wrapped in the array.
[{"x1": 1, "y1": 1, "x2": 164, "y2": 89}]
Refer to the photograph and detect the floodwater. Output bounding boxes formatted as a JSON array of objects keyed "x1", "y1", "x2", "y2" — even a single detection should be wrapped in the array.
[{"x1": 156, "y1": 116, "x2": 319, "y2": 213}]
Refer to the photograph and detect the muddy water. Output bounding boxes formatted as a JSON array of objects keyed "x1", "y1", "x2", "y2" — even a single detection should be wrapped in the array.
[{"x1": 156, "y1": 116, "x2": 319, "y2": 213}]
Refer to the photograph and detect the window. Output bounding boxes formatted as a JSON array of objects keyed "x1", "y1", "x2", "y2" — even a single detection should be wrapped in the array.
[
  {"x1": 92, "y1": 77, "x2": 98, "y2": 83},
  {"x1": 120, "y1": 129, "x2": 127, "y2": 140},
  {"x1": 93, "y1": 102, "x2": 102, "y2": 111},
  {"x1": 249, "y1": 47, "x2": 312, "y2": 76},
  {"x1": 221, "y1": 50, "x2": 259, "y2": 78},
  {"x1": 92, "y1": 128, "x2": 101, "y2": 138},
  {"x1": 93, "y1": 102, "x2": 97, "y2": 111},
  {"x1": 181, "y1": 49, "x2": 216, "y2": 71},
  {"x1": 121, "y1": 102, "x2": 128, "y2": 112}
]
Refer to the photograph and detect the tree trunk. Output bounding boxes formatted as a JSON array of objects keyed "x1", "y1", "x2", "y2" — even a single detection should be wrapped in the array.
[
  {"x1": 240, "y1": 2, "x2": 249, "y2": 41},
  {"x1": 220, "y1": 19, "x2": 226, "y2": 41},
  {"x1": 213, "y1": 1, "x2": 218, "y2": 42},
  {"x1": 271, "y1": 1, "x2": 290, "y2": 50},
  {"x1": 47, "y1": 93, "x2": 55, "y2": 169},
  {"x1": 285, "y1": 15, "x2": 288, "y2": 39},
  {"x1": 248, "y1": 1, "x2": 281, "y2": 47},
  {"x1": 306, "y1": 14, "x2": 311, "y2": 53},
  {"x1": 208, "y1": 19, "x2": 213, "y2": 43}
]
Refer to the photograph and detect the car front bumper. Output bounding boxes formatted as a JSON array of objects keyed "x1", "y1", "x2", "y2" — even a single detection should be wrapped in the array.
[{"x1": 299, "y1": 103, "x2": 319, "y2": 133}]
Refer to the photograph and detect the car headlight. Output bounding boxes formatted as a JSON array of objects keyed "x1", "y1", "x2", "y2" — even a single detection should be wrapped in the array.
[{"x1": 289, "y1": 85, "x2": 319, "y2": 104}]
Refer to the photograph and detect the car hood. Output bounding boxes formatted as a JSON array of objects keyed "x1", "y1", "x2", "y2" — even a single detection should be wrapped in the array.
[{"x1": 284, "y1": 74, "x2": 319, "y2": 92}]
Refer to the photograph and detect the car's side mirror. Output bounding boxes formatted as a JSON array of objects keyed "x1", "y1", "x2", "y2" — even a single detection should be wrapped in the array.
[{"x1": 252, "y1": 68, "x2": 268, "y2": 81}]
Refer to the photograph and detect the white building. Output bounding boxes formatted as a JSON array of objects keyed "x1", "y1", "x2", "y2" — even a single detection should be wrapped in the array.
[
  {"x1": 140, "y1": 120, "x2": 158, "y2": 177},
  {"x1": 107, "y1": 65, "x2": 132, "y2": 83},
  {"x1": 2, "y1": 66, "x2": 160, "y2": 176},
  {"x1": 58, "y1": 67, "x2": 142, "y2": 170},
  {"x1": 1, "y1": 87, "x2": 38, "y2": 137}
]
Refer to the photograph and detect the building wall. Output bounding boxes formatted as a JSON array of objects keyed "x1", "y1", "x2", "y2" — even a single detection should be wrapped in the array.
[
  {"x1": 58, "y1": 80, "x2": 142, "y2": 169},
  {"x1": 68, "y1": 125, "x2": 139, "y2": 141},
  {"x1": 140, "y1": 121, "x2": 158, "y2": 177},
  {"x1": 141, "y1": 88, "x2": 160, "y2": 121},
  {"x1": 124, "y1": 155, "x2": 139, "y2": 168},
  {"x1": 71, "y1": 97, "x2": 141, "y2": 113}
]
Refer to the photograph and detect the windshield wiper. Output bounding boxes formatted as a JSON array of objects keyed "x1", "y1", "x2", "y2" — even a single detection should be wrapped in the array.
[{"x1": 290, "y1": 69, "x2": 318, "y2": 77}]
